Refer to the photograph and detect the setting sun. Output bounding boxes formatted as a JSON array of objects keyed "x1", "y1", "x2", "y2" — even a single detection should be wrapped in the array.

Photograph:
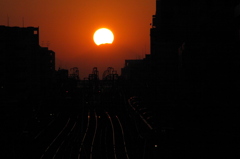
[{"x1": 93, "y1": 28, "x2": 114, "y2": 46}]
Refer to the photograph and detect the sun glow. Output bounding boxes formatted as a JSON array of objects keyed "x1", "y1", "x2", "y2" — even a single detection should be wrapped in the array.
[{"x1": 93, "y1": 28, "x2": 114, "y2": 45}]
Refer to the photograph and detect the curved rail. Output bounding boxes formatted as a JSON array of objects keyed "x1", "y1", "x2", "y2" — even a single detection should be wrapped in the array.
[
  {"x1": 33, "y1": 114, "x2": 58, "y2": 140},
  {"x1": 116, "y1": 115, "x2": 130, "y2": 159},
  {"x1": 106, "y1": 111, "x2": 118, "y2": 159},
  {"x1": 78, "y1": 109, "x2": 99, "y2": 159},
  {"x1": 52, "y1": 121, "x2": 77, "y2": 159},
  {"x1": 90, "y1": 111, "x2": 98, "y2": 159},
  {"x1": 40, "y1": 118, "x2": 71, "y2": 159},
  {"x1": 78, "y1": 110, "x2": 91, "y2": 159}
]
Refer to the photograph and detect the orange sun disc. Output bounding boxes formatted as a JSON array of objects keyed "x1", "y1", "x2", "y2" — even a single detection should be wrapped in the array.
[{"x1": 93, "y1": 28, "x2": 114, "y2": 45}]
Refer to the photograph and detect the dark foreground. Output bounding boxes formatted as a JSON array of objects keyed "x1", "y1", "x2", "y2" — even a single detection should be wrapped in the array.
[{"x1": 1, "y1": 79, "x2": 239, "y2": 159}]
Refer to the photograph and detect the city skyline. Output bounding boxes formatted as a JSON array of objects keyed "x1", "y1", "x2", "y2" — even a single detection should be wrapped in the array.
[
  {"x1": 0, "y1": 0, "x2": 155, "y2": 78},
  {"x1": 1, "y1": 1, "x2": 240, "y2": 158}
]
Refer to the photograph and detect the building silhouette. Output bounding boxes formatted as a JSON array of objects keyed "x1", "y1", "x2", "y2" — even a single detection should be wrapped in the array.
[
  {"x1": 121, "y1": 1, "x2": 240, "y2": 157},
  {"x1": 0, "y1": 25, "x2": 55, "y2": 99},
  {"x1": 121, "y1": 56, "x2": 150, "y2": 81},
  {"x1": 122, "y1": 0, "x2": 240, "y2": 98}
]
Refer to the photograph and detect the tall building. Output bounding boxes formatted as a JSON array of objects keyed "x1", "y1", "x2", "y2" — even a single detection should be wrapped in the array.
[
  {"x1": 122, "y1": 0, "x2": 240, "y2": 97},
  {"x1": 0, "y1": 25, "x2": 55, "y2": 99},
  {"x1": 121, "y1": 54, "x2": 151, "y2": 80},
  {"x1": 150, "y1": 0, "x2": 240, "y2": 85},
  {"x1": 148, "y1": 1, "x2": 240, "y2": 158}
]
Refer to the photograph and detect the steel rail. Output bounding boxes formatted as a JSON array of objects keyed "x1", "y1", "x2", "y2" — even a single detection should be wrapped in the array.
[
  {"x1": 90, "y1": 110, "x2": 98, "y2": 159},
  {"x1": 40, "y1": 117, "x2": 71, "y2": 159},
  {"x1": 33, "y1": 112, "x2": 60, "y2": 140},
  {"x1": 116, "y1": 115, "x2": 130, "y2": 159},
  {"x1": 128, "y1": 99, "x2": 153, "y2": 130},
  {"x1": 78, "y1": 110, "x2": 91, "y2": 159},
  {"x1": 106, "y1": 112, "x2": 117, "y2": 159},
  {"x1": 52, "y1": 121, "x2": 77, "y2": 159}
]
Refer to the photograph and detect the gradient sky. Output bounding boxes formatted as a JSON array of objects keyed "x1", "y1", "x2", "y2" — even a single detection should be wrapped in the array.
[{"x1": 0, "y1": 0, "x2": 155, "y2": 78}]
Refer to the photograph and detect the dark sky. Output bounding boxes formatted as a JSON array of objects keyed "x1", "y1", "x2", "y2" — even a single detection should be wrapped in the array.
[{"x1": 0, "y1": 0, "x2": 155, "y2": 78}]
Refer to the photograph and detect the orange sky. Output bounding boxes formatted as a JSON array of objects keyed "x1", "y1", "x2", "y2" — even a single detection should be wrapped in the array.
[{"x1": 0, "y1": 0, "x2": 155, "y2": 78}]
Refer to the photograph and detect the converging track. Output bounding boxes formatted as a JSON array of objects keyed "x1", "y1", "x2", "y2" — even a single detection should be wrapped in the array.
[
  {"x1": 78, "y1": 108, "x2": 130, "y2": 159},
  {"x1": 29, "y1": 83, "x2": 154, "y2": 159},
  {"x1": 38, "y1": 113, "x2": 80, "y2": 159},
  {"x1": 106, "y1": 111, "x2": 130, "y2": 159}
]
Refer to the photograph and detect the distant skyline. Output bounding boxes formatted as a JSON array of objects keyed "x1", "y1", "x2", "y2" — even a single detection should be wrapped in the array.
[{"x1": 0, "y1": 0, "x2": 155, "y2": 78}]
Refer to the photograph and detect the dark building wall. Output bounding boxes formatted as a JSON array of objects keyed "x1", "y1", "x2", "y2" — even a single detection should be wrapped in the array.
[
  {"x1": 148, "y1": 1, "x2": 240, "y2": 157},
  {"x1": 178, "y1": 2, "x2": 240, "y2": 103},
  {"x1": 122, "y1": 1, "x2": 240, "y2": 102},
  {"x1": 56, "y1": 69, "x2": 68, "y2": 81},
  {"x1": 0, "y1": 26, "x2": 55, "y2": 99},
  {"x1": 121, "y1": 59, "x2": 143, "y2": 80},
  {"x1": 150, "y1": 0, "x2": 240, "y2": 97},
  {"x1": 121, "y1": 55, "x2": 151, "y2": 81},
  {"x1": 0, "y1": 26, "x2": 39, "y2": 49}
]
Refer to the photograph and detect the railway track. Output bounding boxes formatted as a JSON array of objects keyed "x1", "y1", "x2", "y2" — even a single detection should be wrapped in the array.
[
  {"x1": 29, "y1": 87, "x2": 150, "y2": 159},
  {"x1": 78, "y1": 110, "x2": 98, "y2": 159},
  {"x1": 33, "y1": 105, "x2": 130, "y2": 159},
  {"x1": 39, "y1": 114, "x2": 80, "y2": 159},
  {"x1": 78, "y1": 109, "x2": 130, "y2": 159},
  {"x1": 106, "y1": 111, "x2": 129, "y2": 159}
]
